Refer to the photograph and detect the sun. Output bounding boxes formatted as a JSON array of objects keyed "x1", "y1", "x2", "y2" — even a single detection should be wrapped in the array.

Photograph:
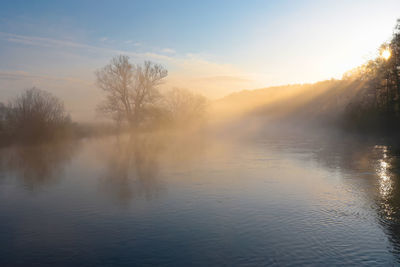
[{"x1": 381, "y1": 49, "x2": 391, "y2": 60}]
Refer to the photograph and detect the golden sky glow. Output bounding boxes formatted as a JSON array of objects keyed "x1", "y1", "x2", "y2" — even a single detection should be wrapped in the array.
[{"x1": 1, "y1": 1, "x2": 400, "y2": 121}]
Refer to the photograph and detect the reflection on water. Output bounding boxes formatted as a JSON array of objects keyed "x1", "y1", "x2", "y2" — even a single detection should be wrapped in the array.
[
  {"x1": 0, "y1": 140, "x2": 77, "y2": 190},
  {"x1": 298, "y1": 133, "x2": 400, "y2": 262},
  {"x1": 375, "y1": 145, "x2": 395, "y2": 220},
  {"x1": 2, "y1": 129, "x2": 400, "y2": 265},
  {"x1": 98, "y1": 131, "x2": 213, "y2": 206},
  {"x1": 375, "y1": 145, "x2": 393, "y2": 198},
  {"x1": 100, "y1": 135, "x2": 164, "y2": 205},
  {"x1": 372, "y1": 144, "x2": 400, "y2": 258}
]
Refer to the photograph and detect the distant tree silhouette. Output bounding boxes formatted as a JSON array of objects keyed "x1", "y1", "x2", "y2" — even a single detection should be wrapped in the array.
[
  {"x1": 163, "y1": 88, "x2": 208, "y2": 125},
  {"x1": 96, "y1": 55, "x2": 168, "y2": 127},
  {"x1": 5, "y1": 87, "x2": 71, "y2": 141},
  {"x1": 342, "y1": 19, "x2": 400, "y2": 132}
]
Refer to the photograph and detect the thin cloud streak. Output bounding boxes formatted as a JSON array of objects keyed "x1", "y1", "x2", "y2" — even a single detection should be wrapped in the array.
[
  {"x1": 0, "y1": 31, "x2": 259, "y2": 112},
  {"x1": 0, "y1": 70, "x2": 92, "y2": 86},
  {"x1": 194, "y1": 76, "x2": 252, "y2": 83},
  {"x1": 0, "y1": 32, "x2": 174, "y2": 63}
]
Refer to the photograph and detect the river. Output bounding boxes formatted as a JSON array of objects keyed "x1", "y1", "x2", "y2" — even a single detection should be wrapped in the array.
[{"x1": 0, "y1": 126, "x2": 399, "y2": 266}]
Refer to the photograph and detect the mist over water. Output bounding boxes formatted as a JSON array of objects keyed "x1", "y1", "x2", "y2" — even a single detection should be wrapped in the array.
[
  {"x1": 2, "y1": 1, "x2": 400, "y2": 266},
  {"x1": 1, "y1": 121, "x2": 400, "y2": 266}
]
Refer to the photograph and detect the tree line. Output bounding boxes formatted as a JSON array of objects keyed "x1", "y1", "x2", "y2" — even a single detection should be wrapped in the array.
[
  {"x1": 342, "y1": 19, "x2": 400, "y2": 132},
  {"x1": 2, "y1": 19, "x2": 400, "y2": 143},
  {"x1": 0, "y1": 55, "x2": 207, "y2": 144}
]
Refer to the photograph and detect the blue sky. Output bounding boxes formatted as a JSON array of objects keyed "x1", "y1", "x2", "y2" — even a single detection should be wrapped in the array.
[{"x1": 1, "y1": 0, "x2": 400, "y2": 120}]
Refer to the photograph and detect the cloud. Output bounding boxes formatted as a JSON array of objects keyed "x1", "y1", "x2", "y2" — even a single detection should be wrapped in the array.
[
  {"x1": 160, "y1": 48, "x2": 176, "y2": 54},
  {"x1": 165, "y1": 59, "x2": 256, "y2": 99},
  {"x1": 0, "y1": 71, "x2": 30, "y2": 81},
  {"x1": 124, "y1": 40, "x2": 141, "y2": 47},
  {"x1": 0, "y1": 32, "x2": 242, "y2": 79},
  {"x1": 0, "y1": 70, "x2": 92, "y2": 86},
  {"x1": 0, "y1": 32, "x2": 244, "y2": 79},
  {"x1": 194, "y1": 76, "x2": 252, "y2": 83},
  {"x1": 0, "y1": 32, "x2": 98, "y2": 50},
  {"x1": 0, "y1": 31, "x2": 258, "y2": 110},
  {"x1": 0, "y1": 32, "x2": 170, "y2": 62}
]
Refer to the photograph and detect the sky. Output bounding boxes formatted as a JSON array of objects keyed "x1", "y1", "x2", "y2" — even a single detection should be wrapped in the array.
[{"x1": 0, "y1": 0, "x2": 400, "y2": 121}]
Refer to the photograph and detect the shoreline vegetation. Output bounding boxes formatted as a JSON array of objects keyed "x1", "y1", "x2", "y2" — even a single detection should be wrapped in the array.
[{"x1": 1, "y1": 20, "x2": 400, "y2": 146}]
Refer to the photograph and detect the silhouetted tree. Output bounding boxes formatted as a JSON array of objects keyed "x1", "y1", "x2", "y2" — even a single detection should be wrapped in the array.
[
  {"x1": 5, "y1": 87, "x2": 71, "y2": 141},
  {"x1": 96, "y1": 55, "x2": 168, "y2": 127}
]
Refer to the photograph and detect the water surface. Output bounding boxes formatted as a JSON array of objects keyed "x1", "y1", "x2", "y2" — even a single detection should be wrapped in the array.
[{"x1": 0, "y1": 129, "x2": 400, "y2": 266}]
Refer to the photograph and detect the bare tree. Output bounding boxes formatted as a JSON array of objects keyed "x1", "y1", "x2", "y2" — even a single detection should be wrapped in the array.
[
  {"x1": 96, "y1": 55, "x2": 168, "y2": 127},
  {"x1": 6, "y1": 87, "x2": 71, "y2": 140},
  {"x1": 164, "y1": 88, "x2": 208, "y2": 125}
]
